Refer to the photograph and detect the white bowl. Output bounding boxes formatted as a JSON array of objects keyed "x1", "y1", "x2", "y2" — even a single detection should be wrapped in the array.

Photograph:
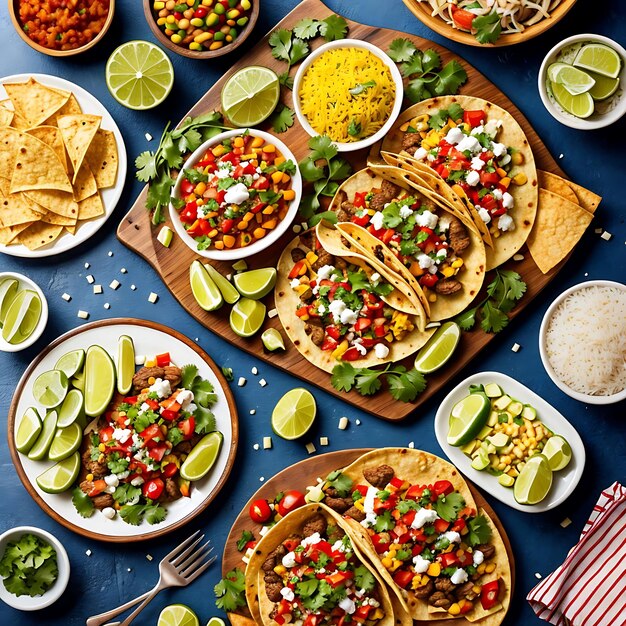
[
  {"x1": 538, "y1": 34, "x2": 626, "y2": 130},
  {"x1": 539, "y1": 280, "x2": 626, "y2": 404},
  {"x1": 0, "y1": 272, "x2": 48, "y2": 353},
  {"x1": 292, "y1": 39, "x2": 404, "y2": 152},
  {"x1": 169, "y1": 129, "x2": 302, "y2": 260},
  {"x1": 0, "y1": 526, "x2": 70, "y2": 610}
]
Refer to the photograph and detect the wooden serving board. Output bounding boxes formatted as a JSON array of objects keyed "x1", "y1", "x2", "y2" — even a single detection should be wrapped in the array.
[
  {"x1": 118, "y1": 0, "x2": 569, "y2": 421},
  {"x1": 222, "y1": 449, "x2": 515, "y2": 626}
]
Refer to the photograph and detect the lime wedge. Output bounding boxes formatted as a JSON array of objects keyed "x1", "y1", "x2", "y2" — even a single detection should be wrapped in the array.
[
  {"x1": 27, "y1": 410, "x2": 58, "y2": 461},
  {"x1": 36, "y1": 451, "x2": 81, "y2": 494},
  {"x1": 33, "y1": 369, "x2": 69, "y2": 409},
  {"x1": 105, "y1": 40, "x2": 174, "y2": 110},
  {"x1": 157, "y1": 225, "x2": 173, "y2": 248},
  {"x1": 190, "y1": 260, "x2": 224, "y2": 311},
  {"x1": 229, "y1": 297, "x2": 266, "y2": 337},
  {"x1": 573, "y1": 43, "x2": 622, "y2": 79},
  {"x1": 548, "y1": 63, "x2": 595, "y2": 95},
  {"x1": 550, "y1": 81, "x2": 594, "y2": 118},
  {"x1": 57, "y1": 388, "x2": 86, "y2": 428},
  {"x1": 15, "y1": 407, "x2": 43, "y2": 454},
  {"x1": 180, "y1": 432, "x2": 223, "y2": 481},
  {"x1": 414, "y1": 321, "x2": 460, "y2": 374},
  {"x1": 158, "y1": 604, "x2": 200, "y2": 626},
  {"x1": 587, "y1": 71, "x2": 620, "y2": 100},
  {"x1": 513, "y1": 454, "x2": 553, "y2": 505},
  {"x1": 117, "y1": 335, "x2": 135, "y2": 395},
  {"x1": 221, "y1": 66, "x2": 280, "y2": 127},
  {"x1": 48, "y1": 422, "x2": 83, "y2": 462},
  {"x1": 261, "y1": 328, "x2": 286, "y2": 351},
  {"x1": 271, "y1": 388, "x2": 317, "y2": 440},
  {"x1": 71, "y1": 370, "x2": 85, "y2": 392},
  {"x1": 84, "y1": 345, "x2": 116, "y2": 417},
  {"x1": 447, "y1": 392, "x2": 491, "y2": 447},
  {"x1": 54, "y1": 349, "x2": 85, "y2": 379},
  {"x1": 205, "y1": 264, "x2": 240, "y2": 304},
  {"x1": 0, "y1": 278, "x2": 19, "y2": 325},
  {"x1": 206, "y1": 618, "x2": 226, "y2": 626},
  {"x1": 542, "y1": 435, "x2": 572, "y2": 472},
  {"x1": 2, "y1": 289, "x2": 42, "y2": 344},
  {"x1": 233, "y1": 268, "x2": 277, "y2": 300}
]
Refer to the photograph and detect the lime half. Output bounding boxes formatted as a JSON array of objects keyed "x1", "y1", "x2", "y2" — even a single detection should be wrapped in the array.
[
  {"x1": 233, "y1": 268, "x2": 277, "y2": 300},
  {"x1": 2, "y1": 289, "x2": 42, "y2": 344},
  {"x1": 36, "y1": 451, "x2": 81, "y2": 494},
  {"x1": 414, "y1": 321, "x2": 460, "y2": 374},
  {"x1": 204, "y1": 264, "x2": 240, "y2": 305},
  {"x1": 514, "y1": 454, "x2": 553, "y2": 505},
  {"x1": 573, "y1": 43, "x2": 622, "y2": 79},
  {"x1": 551, "y1": 81, "x2": 594, "y2": 118},
  {"x1": 57, "y1": 388, "x2": 86, "y2": 428},
  {"x1": 106, "y1": 40, "x2": 174, "y2": 110},
  {"x1": 447, "y1": 392, "x2": 490, "y2": 447},
  {"x1": 33, "y1": 369, "x2": 69, "y2": 409},
  {"x1": 261, "y1": 328, "x2": 286, "y2": 352},
  {"x1": 84, "y1": 345, "x2": 116, "y2": 417},
  {"x1": 48, "y1": 422, "x2": 83, "y2": 462},
  {"x1": 15, "y1": 407, "x2": 43, "y2": 454},
  {"x1": 180, "y1": 432, "x2": 223, "y2": 481},
  {"x1": 221, "y1": 66, "x2": 280, "y2": 127},
  {"x1": 587, "y1": 71, "x2": 620, "y2": 100},
  {"x1": 54, "y1": 349, "x2": 85, "y2": 379},
  {"x1": 230, "y1": 297, "x2": 266, "y2": 337},
  {"x1": 542, "y1": 435, "x2": 572, "y2": 472},
  {"x1": 190, "y1": 261, "x2": 224, "y2": 312},
  {"x1": 117, "y1": 335, "x2": 135, "y2": 395},
  {"x1": 27, "y1": 410, "x2": 58, "y2": 461},
  {"x1": 0, "y1": 278, "x2": 19, "y2": 325},
  {"x1": 271, "y1": 388, "x2": 317, "y2": 440},
  {"x1": 158, "y1": 604, "x2": 200, "y2": 626},
  {"x1": 548, "y1": 63, "x2": 595, "y2": 95},
  {"x1": 206, "y1": 618, "x2": 226, "y2": 626}
]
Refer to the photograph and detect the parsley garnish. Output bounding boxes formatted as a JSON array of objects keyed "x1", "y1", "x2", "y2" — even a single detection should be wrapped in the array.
[
  {"x1": 107, "y1": 453, "x2": 129, "y2": 474},
  {"x1": 270, "y1": 104, "x2": 295, "y2": 134},
  {"x1": 179, "y1": 364, "x2": 217, "y2": 435},
  {"x1": 119, "y1": 503, "x2": 167, "y2": 526},
  {"x1": 467, "y1": 515, "x2": 492, "y2": 546},
  {"x1": 433, "y1": 492, "x2": 465, "y2": 522},
  {"x1": 72, "y1": 487, "x2": 95, "y2": 519},
  {"x1": 472, "y1": 11, "x2": 502, "y2": 45},
  {"x1": 113, "y1": 484, "x2": 142, "y2": 505},
  {"x1": 428, "y1": 104, "x2": 465, "y2": 130},
  {"x1": 354, "y1": 565, "x2": 376, "y2": 591},
  {"x1": 214, "y1": 569, "x2": 247, "y2": 612},
  {"x1": 374, "y1": 511, "x2": 395, "y2": 532},
  {"x1": 325, "y1": 470, "x2": 353, "y2": 498}
]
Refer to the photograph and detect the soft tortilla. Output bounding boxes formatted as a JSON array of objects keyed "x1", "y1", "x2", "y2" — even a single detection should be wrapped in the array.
[
  {"x1": 57, "y1": 114, "x2": 101, "y2": 183},
  {"x1": 4, "y1": 78, "x2": 70, "y2": 128}
]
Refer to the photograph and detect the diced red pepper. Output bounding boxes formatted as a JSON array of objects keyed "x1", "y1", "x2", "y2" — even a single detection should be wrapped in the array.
[
  {"x1": 381, "y1": 228, "x2": 395, "y2": 244},
  {"x1": 451, "y1": 518, "x2": 467, "y2": 533},
  {"x1": 439, "y1": 552, "x2": 459, "y2": 568},
  {"x1": 419, "y1": 273, "x2": 439, "y2": 288},
  {"x1": 288, "y1": 260, "x2": 306, "y2": 280},
  {"x1": 433, "y1": 480, "x2": 454, "y2": 496},
  {"x1": 156, "y1": 352, "x2": 170, "y2": 367},
  {"x1": 402, "y1": 510, "x2": 416, "y2": 526},
  {"x1": 321, "y1": 336, "x2": 339, "y2": 351},
  {"x1": 392, "y1": 570, "x2": 415, "y2": 589},
  {"x1": 371, "y1": 533, "x2": 391, "y2": 554},
  {"x1": 341, "y1": 347, "x2": 362, "y2": 361},
  {"x1": 352, "y1": 213, "x2": 370, "y2": 227},
  {"x1": 325, "y1": 325, "x2": 342, "y2": 340},
  {"x1": 434, "y1": 518, "x2": 450, "y2": 533},
  {"x1": 252, "y1": 176, "x2": 270, "y2": 190},
  {"x1": 221, "y1": 218, "x2": 235, "y2": 234},
  {"x1": 405, "y1": 484, "x2": 427, "y2": 500},
  {"x1": 353, "y1": 191, "x2": 367, "y2": 208},
  {"x1": 460, "y1": 600, "x2": 474, "y2": 615},
  {"x1": 179, "y1": 418, "x2": 195, "y2": 440},
  {"x1": 124, "y1": 396, "x2": 138, "y2": 405},
  {"x1": 180, "y1": 179, "x2": 196, "y2": 196},
  {"x1": 411, "y1": 544, "x2": 424, "y2": 557},
  {"x1": 354, "y1": 318, "x2": 371, "y2": 333},
  {"x1": 353, "y1": 485, "x2": 368, "y2": 497},
  {"x1": 463, "y1": 110, "x2": 487, "y2": 128},
  {"x1": 142, "y1": 478, "x2": 165, "y2": 500},
  {"x1": 162, "y1": 462, "x2": 179, "y2": 478},
  {"x1": 99, "y1": 425, "x2": 114, "y2": 444},
  {"x1": 161, "y1": 409, "x2": 179, "y2": 421},
  {"x1": 179, "y1": 201, "x2": 198, "y2": 224},
  {"x1": 140, "y1": 423, "x2": 161, "y2": 443},
  {"x1": 480, "y1": 171, "x2": 501, "y2": 187},
  {"x1": 480, "y1": 579, "x2": 501, "y2": 610}
]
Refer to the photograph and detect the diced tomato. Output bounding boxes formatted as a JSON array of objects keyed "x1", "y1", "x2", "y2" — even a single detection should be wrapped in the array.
[
  {"x1": 155, "y1": 352, "x2": 170, "y2": 367},
  {"x1": 460, "y1": 600, "x2": 474, "y2": 614},
  {"x1": 491, "y1": 206, "x2": 507, "y2": 217},
  {"x1": 353, "y1": 485, "x2": 368, "y2": 497},
  {"x1": 162, "y1": 462, "x2": 179, "y2": 478},
  {"x1": 402, "y1": 510, "x2": 416, "y2": 526},
  {"x1": 221, "y1": 152, "x2": 239, "y2": 165},
  {"x1": 277, "y1": 490, "x2": 306, "y2": 517},
  {"x1": 359, "y1": 338, "x2": 379, "y2": 349},
  {"x1": 145, "y1": 399, "x2": 160, "y2": 411},
  {"x1": 405, "y1": 484, "x2": 426, "y2": 500},
  {"x1": 480, "y1": 580, "x2": 501, "y2": 610},
  {"x1": 216, "y1": 189, "x2": 226, "y2": 204},
  {"x1": 179, "y1": 418, "x2": 195, "y2": 440},
  {"x1": 99, "y1": 425, "x2": 114, "y2": 444},
  {"x1": 327, "y1": 571, "x2": 353, "y2": 587},
  {"x1": 419, "y1": 273, "x2": 439, "y2": 288},
  {"x1": 354, "y1": 605, "x2": 373, "y2": 620},
  {"x1": 325, "y1": 325, "x2": 342, "y2": 340},
  {"x1": 321, "y1": 336, "x2": 338, "y2": 351},
  {"x1": 353, "y1": 213, "x2": 370, "y2": 227},
  {"x1": 303, "y1": 615, "x2": 321, "y2": 626},
  {"x1": 393, "y1": 570, "x2": 415, "y2": 589},
  {"x1": 438, "y1": 141, "x2": 452, "y2": 157},
  {"x1": 221, "y1": 218, "x2": 235, "y2": 234},
  {"x1": 316, "y1": 541, "x2": 333, "y2": 556},
  {"x1": 433, "y1": 480, "x2": 454, "y2": 496},
  {"x1": 288, "y1": 260, "x2": 306, "y2": 280},
  {"x1": 373, "y1": 319, "x2": 387, "y2": 337},
  {"x1": 451, "y1": 518, "x2": 467, "y2": 533},
  {"x1": 187, "y1": 218, "x2": 211, "y2": 238},
  {"x1": 480, "y1": 171, "x2": 501, "y2": 187},
  {"x1": 249, "y1": 499, "x2": 272, "y2": 523},
  {"x1": 435, "y1": 164, "x2": 450, "y2": 179},
  {"x1": 196, "y1": 152, "x2": 215, "y2": 166},
  {"x1": 434, "y1": 518, "x2": 450, "y2": 533},
  {"x1": 354, "y1": 318, "x2": 371, "y2": 333},
  {"x1": 381, "y1": 228, "x2": 395, "y2": 244},
  {"x1": 341, "y1": 347, "x2": 362, "y2": 361},
  {"x1": 124, "y1": 396, "x2": 138, "y2": 405},
  {"x1": 439, "y1": 552, "x2": 459, "y2": 568},
  {"x1": 457, "y1": 551, "x2": 473, "y2": 567},
  {"x1": 464, "y1": 110, "x2": 487, "y2": 128},
  {"x1": 161, "y1": 409, "x2": 179, "y2": 421},
  {"x1": 283, "y1": 538, "x2": 300, "y2": 552},
  {"x1": 451, "y1": 6, "x2": 475, "y2": 30},
  {"x1": 371, "y1": 533, "x2": 391, "y2": 554},
  {"x1": 88, "y1": 479, "x2": 107, "y2": 497},
  {"x1": 353, "y1": 191, "x2": 367, "y2": 208},
  {"x1": 140, "y1": 423, "x2": 161, "y2": 443},
  {"x1": 142, "y1": 478, "x2": 164, "y2": 500},
  {"x1": 479, "y1": 194, "x2": 497, "y2": 212},
  {"x1": 148, "y1": 443, "x2": 168, "y2": 463},
  {"x1": 252, "y1": 176, "x2": 270, "y2": 190},
  {"x1": 411, "y1": 544, "x2": 424, "y2": 557},
  {"x1": 180, "y1": 178, "x2": 196, "y2": 196},
  {"x1": 179, "y1": 201, "x2": 198, "y2": 224}
]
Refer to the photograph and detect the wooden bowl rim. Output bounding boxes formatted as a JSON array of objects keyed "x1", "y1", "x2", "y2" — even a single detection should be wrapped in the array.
[
  {"x1": 8, "y1": 0, "x2": 116, "y2": 57},
  {"x1": 142, "y1": 0, "x2": 260, "y2": 60}
]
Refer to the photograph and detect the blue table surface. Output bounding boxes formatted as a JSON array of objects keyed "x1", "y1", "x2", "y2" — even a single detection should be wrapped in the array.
[{"x1": 1, "y1": 1, "x2": 625, "y2": 624}]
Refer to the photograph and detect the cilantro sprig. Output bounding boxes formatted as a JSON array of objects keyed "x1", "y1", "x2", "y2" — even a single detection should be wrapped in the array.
[
  {"x1": 472, "y1": 11, "x2": 502, "y2": 45},
  {"x1": 214, "y1": 568, "x2": 247, "y2": 612},
  {"x1": 180, "y1": 364, "x2": 218, "y2": 435},
  {"x1": 467, "y1": 514, "x2": 493, "y2": 546}
]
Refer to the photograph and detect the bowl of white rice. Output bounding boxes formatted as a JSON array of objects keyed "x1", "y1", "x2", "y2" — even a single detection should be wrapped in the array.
[{"x1": 539, "y1": 281, "x2": 626, "y2": 404}]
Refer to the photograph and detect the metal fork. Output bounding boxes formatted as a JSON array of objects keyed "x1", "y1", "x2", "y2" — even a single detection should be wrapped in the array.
[{"x1": 86, "y1": 530, "x2": 215, "y2": 626}]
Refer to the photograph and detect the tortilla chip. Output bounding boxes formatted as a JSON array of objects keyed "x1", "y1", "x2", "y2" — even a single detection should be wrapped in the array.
[
  {"x1": 85, "y1": 129, "x2": 118, "y2": 188},
  {"x1": 0, "y1": 101, "x2": 14, "y2": 126},
  {"x1": 0, "y1": 180, "x2": 45, "y2": 227},
  {"x1": 63, "y1": 224, "x2": 77, "y2": 235},
  {"x1": 72, "y1": 162, "x2": 98, "y2": 202},
  {"x1": 537, "y1": 170, "x2": 579, "y2": 205},
  {"x1": 24, "y1": 189, "x2": 78, "y2": 219},
  {"x1": 0, "y1": 127, "x2": 20, "y2": 174},
  {"x1": 27, "y1": 126, "x2": 68, "y2": 172},
  {"x1": 15, "y1": 221, "x2": 64, "y2": 250},
  {"x1": 57, "y1": 114, "x2": 101, "y2": 183},
  {"x1": 44, "y1": 93, "x2": 82, "y2": 126},
  {"x1": 527, "y1": 189, "x2": 593, "y2": 274},
  {"x1": 78, "y1": 192, "x2": 104, "y2": 220},
  {"x1": 10, "y1": 132, "x2": 72, "y2": 194},
  {"x1": 4, "y1": 78, "x2": 70, "y2": 128},
  {"x1": 567, "y1": 181, "x2": 602, "y2": 214},
  {"x1": 0, "y1": 221, "x2": 33, "y2": 245},
  {"x1": 40, "y1": 209, "x2": 76, "y2": 226}
]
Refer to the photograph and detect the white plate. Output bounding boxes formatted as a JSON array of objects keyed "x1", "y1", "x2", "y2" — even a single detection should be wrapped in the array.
[
  {"x1": 8, "y1": 319, "x2": 238, "y2": 542},
  {"x1": 0, "y1": 73, "x2": 127, "y2": 258},
  {"x1": 434, "y1": 371, "x2": 585, "y2": 513}
]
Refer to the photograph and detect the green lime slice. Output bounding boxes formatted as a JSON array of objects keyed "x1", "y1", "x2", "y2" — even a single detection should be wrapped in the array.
[
  {"x1": 261, "y1": 328, "x2": 286, "y2": 351},
  {"x1": 158, "y1": 604, "x2": 200, "y2": 626},
  {"x1": 233, "y1": 268, "x2": 277, "y2": 300},
  {"x1": 0, "y1": 278, "x2": 19, "y2": 325},
  {"x1": 15, "y1": 407, "x2": 43, "y2": 454},
  {"x1": 71, "y1": 370, "x2": 85, "y2": 392},
  {"x1": 190, "y1": 261, "x2": 224, "y2": 312},
  {"x1": 271, "y1": 388, "x2": 317, "y2": 440},
  {"x1": 27, "y1": 410, "x2": 58, "y2": 461},
  {"x1": 206, "y1": 618, "x2": 226, "y2": 626},
  {"x1": 54, "y1": 349, "x2": 85, "y2": 379},
  {"x1": 573, "y1": 43, "x2": 622, "y2": 79},
  {"x1": 550, "y1": 81, "x2": 595, "y2": 118},
  {"x1": 204, "y1": 264, "x2": 240, "y2": 305},
  {"x1": 180, "y1": 432, "x2": 223, "y2": 481},
  {"x1": 542, "y1": 435, "x2": 572, "y2": 472},
  {"x1": 221, "y1": 66, "x2": 280, "y2": 127},
  {"x1": 587, "y1": 71, "x2": 620, "y2": 100},
  {"x1": 2, "y1": 289, "x2": 42, "y2": 344},
  {"x1": 33, "y1": 369, "x2": 69, "y2": 409},
  {"x1": 447, "y1": 392, "x2": 491, "y2": 447},
  {"x1": 229, "y1": 297, "x2": 266, "y2": 337},
  {"x1": 35, "y1": 451, "x2": 81, "y2": 494},
  {"x1": 57, "y1": 388, "x2": 86, "y2": 428},
  {"x1": 84, "y1": 345, "x2": 116, "y2": 417},
  {"x1": 548, "y1": 63, "x2": 596, "y2": 95},
  {"x1": 414, "y1": 321, "x2": 460, "y2": 374},
  {"x1": 157, "y1": 225, "x2": 173, "y2": 247},
  {"x1": 105, "y1": 40, "x2": 174, "y2": 110},
  {"x1": 513, "y1": 454, "x2": 553, "y2": 505},
  {"x1": 48, "y1": 422, "x2": 83, "y2": 462},
  {"x1": 117, "y1": 335, "x2": 135, "y2": 395}
]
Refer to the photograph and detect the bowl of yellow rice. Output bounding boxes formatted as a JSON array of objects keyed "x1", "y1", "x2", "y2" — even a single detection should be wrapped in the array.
[{"x1": 292, "y1": 39, "x2": 404, "y2": 152}]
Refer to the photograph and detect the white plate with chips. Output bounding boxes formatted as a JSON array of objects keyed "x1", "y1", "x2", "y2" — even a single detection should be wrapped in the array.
[{"x1": 0, "y1": 73, "x2": 126, "y2": 258}]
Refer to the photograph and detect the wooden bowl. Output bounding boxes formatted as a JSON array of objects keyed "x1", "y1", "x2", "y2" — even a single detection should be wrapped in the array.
[
  {"x1": 8, "y1": 0, "x2": 115, "y2": 57},
  {"x1": 402, "y1": 0, "x2": 578, "y2": 47},
  {"x1": 143, "y1": 0, "x2": 259, "y2": 60}
]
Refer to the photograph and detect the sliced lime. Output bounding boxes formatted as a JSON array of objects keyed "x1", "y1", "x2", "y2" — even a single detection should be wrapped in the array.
[
  {"x1": 2, "y1": 290, "x2": 42, "y2": 344},
  {"x1": 221, "y1": 66, "x2": 280, "y2": 128},
  {"x1": 27, "y1": 410, "x2": 58, "y2": 461},
  {"x1": 105, "y1": 40, "x2": 174, "y2": 110},
  {"x1": 587, "y1": 71, "x2": 620, "y2": 100},
  {"x1": 229, "y1": 297, "x2": 266, "y2": 337},
  {"x1": 514, "y1": 454, "x2": 553, "y2": 505},
  {"x1": 232, "y1": 260, "x2": 248, "y2": 272},
  {"x1": 15, "y1": 407, "x2": 43, "y2": 454},
  {"x1": 180, "y1": 432, "x2": 223, "y2": 481},
  {"x1": 233, "y1": 267, "x2": 277, "y2": 300},
  {"x1": 84, "y1": 345, "x2": 116, "y2": 417},
  {"x1": 35, "y1": 451, "x2": 81, "y2": 494},
  {"x1": 271, "y1": 388, "x2": 317, "y2": 440},
  {"x1": 117, "y1": 335, "x2": 135, "y2": 395},
  {"x1": 205, "y1": 264, "x2": 240, "y2": 305},
  {"x1": 550, "y1": 81, "x2": 595, "y2": 118},
  {"x1": 548, "y1": 63, "x2": 595, "y2": 95},
  {"x1": 447, "y1": 392, "x2": 491, "y2": 447},
  {"x1": 261, "y1": 328, "x2": 286, "y2": 351},
  {"x1": 414, "y1": 321, "x2": 460, "y2": 374},
  {"x1": 542, "y1": 435, "x2": 572, "y2": 472},
  {"x1": 32, "y1": 369, "x2": 69, "y2": 409},
  {"x1": 0, "y1": 278, "x2": 19, "y2": 325},
  {"x1": 206, "y1": 618, "x2": 226, "y2": 626},
  {"x1": 54, "y1": 349, "x2": 85, "y2": 379},
  {"x1": 57, "y1": 388, "x2": 86, "y2": 428},
  {"x1": 48, "y1": 422, "x2": 83, "y2": 462},
  {"x1": 573, "y1": 43, "x2": 622, "y2": 79},
  {"x1": 71, "y1": 370, "x2": 85, "y2": 392},
  {"x1": 157, "y1": 225, "x2": 173, "y2": 247},
  {"x1": 190, "y1": 260, "x2": 224, "y2": 312}
]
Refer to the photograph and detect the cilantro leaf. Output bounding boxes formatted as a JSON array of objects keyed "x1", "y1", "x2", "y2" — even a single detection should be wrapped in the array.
[
  {"x1": 271, "y1": 105, "x2": 295, "y2": 134},
  {"x1": 422, "y1": 49, "x2": 441, "y2": 73},
  {"x1": 327, "y1": 157, "x2": 352, "y2": 181},
  {"x1": 406, "y1": 78, "x2": 430, "y2": 104},
  {"x1": 433, "y1": 60, "x2": 468, "y2": 96},
  {"x1": 309, "y1": 134, "x2": 337, "y2": 162},
  {"x1": 277, "y1": 159, "x2": 297, "y2": 175},
  {"x1": 135, "y1": 151, "x2": 157, "y2": 182},
  {"x1": 193, "y1": 404, "x2": 216, "y2": 435},
  {"x1": 113, "y1": 483, "x2": 142, "y2": 505},
  {"x1": 236, "y1": 530, "x2": 254, "y2": 552},
  {"x1": 290, "y1": 38, "x2": 310, "y2": 65},
  {"x1": 167, "y1": 427, "x2": 184, "y2": 447},
  {"x1": 180, "y1": 364, "x2": 199, "y2": 389},
  {"x1": 400, "y1": 53, "x2": 424, "y2": 78},
  {"x1": 388, "y1": 37, "x2": 417, "y2": 63},
  {"x1": 319, "y1": 15, "x2": 348, "y2": 41},
  {"x1": 144, "y1": 504, "x2": 167, "y2": 525},
  {"x1": 355, "y1": 369, "x2": 384, "y2": 396},
  {"x1": 293, "y1": 18, "x2": 321, "y2": 39},
  {"x1": 387, "y1": 369, "x2": 427, "y2": 402},
  {"x1": 192, "y1": 378, "x2": 217, "y2": 407},
  {"x1": 269, "y1": 28, "x2": 292, "y2": 63},
  {"x1": 278, "y1": 71, "x2": 294, "y2": 90},
  {"x1": 331, "y1": 362, "x2": 357, "y2": 392},
  {"x1": 447, "y1": 103, "x2": 465, "y2": 122},
  {"x1": 455, "y1": 306, "x2": 477, "y2": 330},
  {"x1": 120, "y1": 504, "x2": 166, "y2": 526},
  {"x1": 214, "y1": 568, "x2": 247, "y2": 612},
  {"x1": 433, "y1": 492, "x2": 465, "y2": 522},
  {"x1": 309, "y1": 210, "x2": 338, "y2": 227},
  {"x1": 354, "y1": 565, "x2": 375, "y2": 591},
  {"x1": 72, "y1": 487, "x2": 95, "y2": 519},
  {"x1": 373, "y1": 510, "x2": 395, "y2": 532},
  {"x1": 325, "y1": 470, "x2": 353, "y2": 498},
  {"x1": 480, "y1": 300, "x2": 509, "y2": 333},
  {"x1": 472, "y1": 11, "x2": 502, "y2": 45},
  {"x1": 467, "y1": 514, "x2": 492, "y2": 546}
]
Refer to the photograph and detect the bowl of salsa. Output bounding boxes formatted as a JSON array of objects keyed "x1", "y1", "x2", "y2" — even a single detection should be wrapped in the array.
[
  {"x1": 169, "y1": 129, "x2": 302, "y2": 260},
  {"x1": 10, "y1": 0, "x2": 114, "y2": 57}
]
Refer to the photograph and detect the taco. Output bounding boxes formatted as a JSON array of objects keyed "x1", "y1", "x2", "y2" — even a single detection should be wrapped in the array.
[
  {"x1": 275, "y1": 229, "x2": 434, "y2": 373},
  {"x1": 245, "y1": 503, "x2": 406, "y2": 626},
  {"x1": 381, "y1": 95, "x2": 538, "y2": 271},
  {"x1": 320, "y1": 449, "x2": 512, "y2": 623},
  {"x1": 330, "y1": 166, "x2": 486, "y2": 322}
]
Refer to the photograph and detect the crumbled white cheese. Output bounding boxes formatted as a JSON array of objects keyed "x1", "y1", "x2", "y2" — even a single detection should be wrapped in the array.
[
  {"x1": 77, "y1": 310, "x2": 89, "y2": 319},
  {"x1": 451, "y1": 568, "x2": 469, "y2": 585},
  {"x1": 62, "y1": 293, "x2": 71, "y2": 301},
  {"x1": 445, "y1": 127, "x2": 464, "y2": 145},
  {"x1": 415, "y1": 210, "x2": 438, "y2": 229},
  {"x1": 280, "y1": 588, "x2": 295, "y2": 602},
  {"x1": 470, "y1": 156, "x2": 484, "y2": 170},
  {"x1": 259, "y1": 378, "x2": 267, "y2": 387},
  {"x1": 502, "y1": 192, "x2": 515, "y2": 209},
  {"x1": 370, "y1": 211, "x2": 384, "y2": 231},
  {"x1": 104, "y1": 474, "x2": 120, "y2": 488},
  {"x1": 340, "y1": 308, "x2": 358, "y2": 326},
  {"x1": 316, "y1": 265, "x2": 335, "y2": 281},
  {"x1": 417, "y1": 254, "x2": 435, "y2": 271},
  {"x1": 102, "y1": 507, "x2": 116, "y2": 519},
  {"x1": 353, "y1": 341, "x2": 367, "y2": 356},
  {"x1": 601, "y1": 231, "x2": 612, "y2": 241},
  {"x1": 374, "y1": 343, "x2": 390, "y2": 359},
  {"x1": 442, "y1": 531, "x2": 461, "y2": 544},
  {"x1": 399, "y1": 205, "x2": 413, "y2": 219},
  {"x1": 413, "y1": 147, "x2": 428, "y2": 160},
  {"x1": 412, "y1": 554, "x2": 431, "y2": 573},
  {"x1": 473, "y1": 550, "x2": 484, "y2": 565},
  {"x1": 263, "y1": 436, "x2": 272, "y2": 450},
  {"x1": 338, "y1": 417, "x2": 349, "y2": 430},
  {"x1": 411, "y1": 508, "x2": 439, "y2": 529},
  {"x1": 175, "y1": 389, "x2": 194, "y2": 409},
  {"x1": 305, "y1": 442, "x2": 316, "y2": 454},
  {"x1": 466, "y1": 170, "x2": 480, "y2": 186},
  {"x1": 282, "y1": 552, "x2": 297, "y2": 568},
  {"x1": 86, "y1": 275, "x2": 95, "y2": 284},
  {"x1": 237, "y1": 377, "x2": 246, "y2": 387},
  {"x1": 456, "y1": 135, "x2": 481, "y2": 154},
  {"x1": 492, "y1": 142, "x2": 507, "y2": 157},
  {"x1": 511, "y1": 343, "x2": 521, "y2": 353},
  {"x1": 338, "y1": 598, "x2": 356, "y2": 614},
  {"x1": 130, "y1": 476, "x2": 144, "y2": 486},
  {"x1": 320, "y1": 437, "x2": 329, "y2": 446},
  {"x1": 253, "y1": 443, "x2": 260, "y2": 451},
  {"x1": 498, "y1": 214, "x2": 515, "y2": 232},
  {"x1": 149, "y1": 378, "x2": 171, "y2": 398},
  {"x1": 109, "y1": 279, "x2": 120, "y2": 290},
  {"x1": 251, "y1": 367, "x2": 258, "y2": 375},
  {"x1": 408, "y1": 441, "x2": 415, "y2": 449},
  {"x1": 148, "y1": 292, "x2": 158, "y2": 303}
]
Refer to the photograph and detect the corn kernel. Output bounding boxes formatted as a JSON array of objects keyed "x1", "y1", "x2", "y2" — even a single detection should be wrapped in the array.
[
  {"x1": 500, "y1": 177, "x2": 511, "y2": 188},
  {"x1": 263, "y1": 144, "x2": 276, "y2": 153},
  {"x1": 448, "y1": 603, "x2": 461, "y2": 616},
  {"x1": 442, "y1": 266, "x2": 455, "y2": 278},
  {"x1": 283, "y1": 189, "x2": 296, "y2": 201},
  {"x1": 85, "y1": 473, "x2": 94, "y2": 482},
  {"x1": 194, "y1": 32, "x2": 212, "y2": 44},
  {"x1": 306, "y1": 251, "x2": 318, "y2": 263},
  {"x1": 251, "y1": 136, "x2": 265, "y2": 149},
  {"x1": 427, "y1": 562, "x2": 441, "y2": 577},
  {"x1": 233, "y1": 137, "x2": 245, "y2": 148},
  {"x1": 253, "y1": 227, "x2": 266, "y2": 239},
  {"x1": 477, "y1": 563, "x2": 486, "y2": 574},
  {"x1": 281, "y1": 173, "x2": 291, "y2": 184},
  {"x1": 98, "y1": 443, "x2": 106, "y2": 452},
  {"x1": 513, "y1": 172, "x2": 528, "y2": 185},
  {"x1": 271, "y1": 171, "x2": 284, "y2": 184},
  {"x1": 273, "y1": 565, "x2": 286, "y2": 575},
  {"x1": 451, "y1": 258, "x2": 464, "y2": 268},
  {"x1": 485, "y1": 563, "x2": 496, "y2": 574},
  {"x1": 511, "y1": 151, "x2": 525, "y2": 165},
  {"x1": 148, "y1": 376, "x2": 156, "y2": 384}
]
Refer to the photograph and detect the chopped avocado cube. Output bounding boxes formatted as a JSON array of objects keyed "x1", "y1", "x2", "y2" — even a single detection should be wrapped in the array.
[
  {"x1": 492, "y1": 395, "x2": 512, "y2": 411},
  {"x1": 487, "y1": 432, "x2": 510, "y2": 449},
  {"x1": 476, "y1": 425, "x2": 493, "y2": 440},
  {"x1": 460, "y1": 440, "x2": 478, "y2": 455},
  {"x1": 487, "y1": 411, "x2": 499, "y2": 427},
  {"x1": 508, "y1": 401, "x2": 523, "y2": 417},
  {"x1": 498, "y1": 474, "x2": 515, "y2": 487},
  {"x1": 471, "y1": 450, "x2": 490, "y2": 471},
  {"x1": 484, "y1": 383, "x2": 503, "y2": 398},
  {"x1": 522, "y1": 405, "x2": 537, "y2": 420}
]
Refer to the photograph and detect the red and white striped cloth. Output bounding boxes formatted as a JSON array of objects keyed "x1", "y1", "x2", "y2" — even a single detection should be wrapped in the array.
[{"x1": 527, "y1": 481, "x2": 626, "y2": 626}]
